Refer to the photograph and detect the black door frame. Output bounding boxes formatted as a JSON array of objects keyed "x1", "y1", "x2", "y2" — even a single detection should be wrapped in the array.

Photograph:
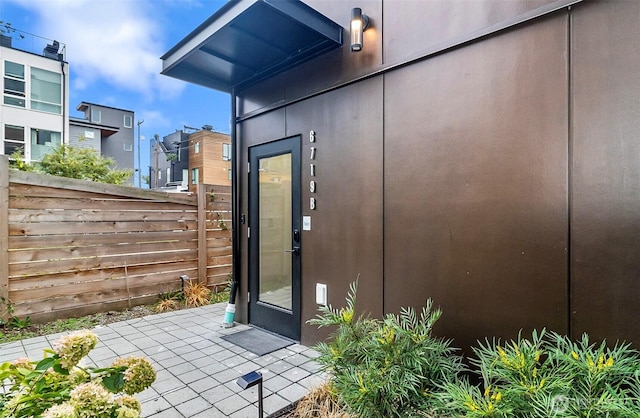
[{"x1": 248, "y1": 135, "x2": 301, "y2": 341}]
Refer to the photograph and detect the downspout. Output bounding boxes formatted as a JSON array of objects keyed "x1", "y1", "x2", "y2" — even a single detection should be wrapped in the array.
[
  {"x1": 60, "y1": 57, "x2": 66, "y2": 145},
  {"x1": 223, "y1": 89, "x2": 240, "y2": 327}
]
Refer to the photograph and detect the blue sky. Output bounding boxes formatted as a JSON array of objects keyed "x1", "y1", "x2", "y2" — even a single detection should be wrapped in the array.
[{"x1": 0, "y1": 0, "x2": 231, "y2": 182}]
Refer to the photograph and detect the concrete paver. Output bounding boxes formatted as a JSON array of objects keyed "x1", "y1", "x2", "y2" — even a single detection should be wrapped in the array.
[{"x1": 0, "y1": 303, "x2": 325, "y2": 417}]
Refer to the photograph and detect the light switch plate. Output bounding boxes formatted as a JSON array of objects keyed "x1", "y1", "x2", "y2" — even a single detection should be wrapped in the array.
[{"x1": 316, "y1": 283, "x2": 327, "y2": 305}]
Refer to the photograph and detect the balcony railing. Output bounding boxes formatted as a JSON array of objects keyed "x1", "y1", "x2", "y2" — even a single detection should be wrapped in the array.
[{"x1": 0, "y1": 22, "x2": 66, "y2": 62}]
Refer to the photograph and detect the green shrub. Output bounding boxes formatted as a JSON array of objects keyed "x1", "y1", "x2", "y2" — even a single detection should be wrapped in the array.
[
  {"x1": 0, "y1": 330, "x2": 155, "y2": 417},
  {"x1": 435, "y1": 329, "x2": 640, "y2": 417},
  {"x1": 309, "y1": 284, "x2": 640, "y2": 417},
  {"x1": 10, "y1": 144, "x2": 132, "y2": 185},
  {"x1": 309, "y1": 281, "x2": 462, "y2": 418}
]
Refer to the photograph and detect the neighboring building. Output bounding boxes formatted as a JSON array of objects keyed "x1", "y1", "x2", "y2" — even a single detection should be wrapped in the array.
[
  {"x1": 70, "y1": 102, "x2": 135, "y2": 184},
  {"x1": 188, "y1": 127, "x2": 231, "y2": 192},
  {"x1": 149, "y1": 127, "x2": 231, "y2": 191},
  {"x1": 0, "y1": 31, "x2": 69, "y2": 163},
  {"x1": 0, "y1": 29, "x2": 135, "y2": 180},
  {"x1": 149, "y1": 130, "x2": 189, "y2": 190},
  {"x1": 163, "y1": 0, "x2": 640, "y2": 349}
]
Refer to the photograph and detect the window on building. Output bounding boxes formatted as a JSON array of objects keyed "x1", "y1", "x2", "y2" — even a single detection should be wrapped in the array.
[
  {"x1": 123, "y1": 143, "x2": 133, "y2": 151},
  {"x1": 3, "y1": 125, "x2": 25, "y2": 156},
  {"x1": 166, "y1": 168, "x2": 170, "y2": 182},
  {"x1": 4, "y1": 61, "x2": 25, "y2": 108},
  {"x1": 228, "y1": 169, "x2": 232, "y2": 180},
  {"x1": 191, "y1": 167, "x2": 199, "y2": 185},
  {"x1": 182, "y1": 169, "x2": 188, "y2": 185},
  {"x1": 157, "y1": 169, "x2": 162, "y2": 180},
  {"x1": 30, "y1": 128, "x2": 61, "y2": 161},
  {"x1": 123, "y1": 114, "x2": 132, "y2": 128},
  {"x1": 30, "y1": 67, "x2": 62, "y2": 114},
  {"x1": 194, "y1": 142, "x2": 200, "y2": 154},
  {"x1": 222, "y1": 143, "x2": 231, "y2": 161},
  {"x1": 91, "y1": 108, "x2": 101, "y2": 123}
]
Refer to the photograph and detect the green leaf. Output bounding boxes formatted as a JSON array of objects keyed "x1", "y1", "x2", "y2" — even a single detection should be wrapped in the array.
[
  {"x1": 35, "y1": 357, "x2": 55, "y2": 371},
  {"x1": 102, "y1": 372, "x2": 125, "y2": 393},
  {"x1": 16, "y1": 367, "x2": 33, "y2": 376},
  {"x1": 34, "y1": 377, "x2": 46, "y2": 393},
  {"x1": 53, "y1": 363, "x2": 69, "y2": 375}
]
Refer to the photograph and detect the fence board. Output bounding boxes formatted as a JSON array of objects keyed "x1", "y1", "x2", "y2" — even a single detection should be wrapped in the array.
[
  {"x1": 206, "y1": 238, "x2": 233, "y2": 249},
  {"x1": 12, "y1": 280, "x2": 198, "y2": 320},
  {"x1": 9, "y1": 230, "x2": 198, "y2": 249},
  {"x1": 9, "y1": 261, "x2": 199, "y2": 291},
  {"x1": 206, "y1": 229, "x2": 232, "y2": 239},
  {"x1": 10, "y1": 169, "x2": 197, "y2": 204},
  {"x1": 207, "y1": 264, "x2": 233, "y2": 277},
  {"x1": 11, "y1": 270, "x2": 193, "y2": 303},
  {"x1": 10, "y1": 196, "x2": 196, "y2": 212},
  {"x1": 10, "y1": 184, "x2": 125, "y2": 200},
  {"x1": 9, "y1": 184, "x2": 197, "y2": 205},
  {"x1": 10, "y1": 249, "x2": 199, "y2": 277},
  {"x1": 9, "y1": 209, "x2": 198, "y2": 223},
  {"x1": 9, "y1": 240, "x2": 199, "y2": 263},
  {"x1": 9, "y1": 220, "x2": 197, "y2": 236},
  {"x1": 3, "y1": 162, "x2": 232, "y2": 323}
]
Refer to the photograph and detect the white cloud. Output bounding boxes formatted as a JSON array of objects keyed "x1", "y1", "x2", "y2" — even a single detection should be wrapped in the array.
[
  {"x1": 138, "y1": 109, "x2": 173, "y2": 131},
  {"x1": 10, "y1": 0, "x2": 185, "y2": 101}
]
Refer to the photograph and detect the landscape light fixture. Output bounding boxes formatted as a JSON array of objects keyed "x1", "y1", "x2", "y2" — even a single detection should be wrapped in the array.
[
  {"x1": 350, "y1": 7, "x2": 369, "y2": 52},
  {"x1": 180, "y1": 275, "x2": 189, "y2": 296},
  {"x1": 236, "y1": 371, "x2": 263, "y2": 417}
]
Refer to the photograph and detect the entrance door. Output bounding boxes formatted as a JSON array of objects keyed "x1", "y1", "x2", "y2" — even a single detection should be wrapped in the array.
[{"x1": 248, "y1": 136, "x2": 301, "y2": 341}]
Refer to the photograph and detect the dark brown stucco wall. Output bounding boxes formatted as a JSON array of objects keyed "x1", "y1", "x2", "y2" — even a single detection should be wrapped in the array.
[
  {"x1": 384, "y1": 13, "x2": 569, "y2": 351},
  {"x1": 571, "y1": 0, "x2": 640, "y2": 344},
  {"x1": 235, "y1": 0, "x2": 640, "y2": 350},
  {"x1": 382, "y1": 0, "x2": 557, "y2": 63},
  {"x1": 286, "y1": 79, "x2": 384, "y2": 346}
]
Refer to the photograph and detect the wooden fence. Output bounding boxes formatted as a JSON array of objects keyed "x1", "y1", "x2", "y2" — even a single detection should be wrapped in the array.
[{"x1": 0, "y1": 156, "x2": 232, "y2": 323}]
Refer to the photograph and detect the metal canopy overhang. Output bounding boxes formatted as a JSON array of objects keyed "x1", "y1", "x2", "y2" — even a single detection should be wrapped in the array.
[{"x1": 161, "y1": 0, "x2": 343, "y2": 93}]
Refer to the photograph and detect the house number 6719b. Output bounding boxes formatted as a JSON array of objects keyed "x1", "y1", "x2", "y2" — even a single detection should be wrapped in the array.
[{"x1": 309, "y1": 131, "x2": 317, "y2": 211}]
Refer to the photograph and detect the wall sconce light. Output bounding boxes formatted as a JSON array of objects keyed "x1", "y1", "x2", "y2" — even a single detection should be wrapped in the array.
[
  {"x1": 350, "y1": 7, "x2": 370, "y2": 52},
  {"x1": 236, "y1": 371, "x2": 263, "y2": 417}
]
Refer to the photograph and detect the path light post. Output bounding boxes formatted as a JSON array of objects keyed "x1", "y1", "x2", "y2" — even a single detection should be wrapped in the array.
[{"x1": 236, "y1": 371, "x2": 263, "y2": 417}]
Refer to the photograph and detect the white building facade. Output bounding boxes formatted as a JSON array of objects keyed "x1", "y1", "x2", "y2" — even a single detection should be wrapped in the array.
[{"x1": 1, "y1": 35, "x2": 69, "y2": 163}]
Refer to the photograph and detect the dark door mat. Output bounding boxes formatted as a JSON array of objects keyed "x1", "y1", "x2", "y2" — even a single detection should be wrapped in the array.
[{"x1": 221, "y1": 327, "x2": 294, "y2": 356}]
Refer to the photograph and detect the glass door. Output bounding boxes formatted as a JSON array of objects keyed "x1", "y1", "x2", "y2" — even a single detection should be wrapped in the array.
[{"x1": 248, "y1": 136, "x2": 301, "y2": 340}]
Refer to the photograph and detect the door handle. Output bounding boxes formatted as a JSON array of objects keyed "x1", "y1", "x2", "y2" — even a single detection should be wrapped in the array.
[{"x1": 284, "y1": 247, "x2": 300, "y2": 255}]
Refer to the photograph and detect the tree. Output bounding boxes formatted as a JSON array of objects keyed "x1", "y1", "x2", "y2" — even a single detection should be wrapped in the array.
[{"x1": 10, "y1": 144, "x2": 133, "y2": 185}]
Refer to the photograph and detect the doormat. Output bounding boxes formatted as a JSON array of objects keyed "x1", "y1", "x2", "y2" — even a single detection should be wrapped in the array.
[{"x1": 221, "y1": 328, "x2": 294, "y2": 356}]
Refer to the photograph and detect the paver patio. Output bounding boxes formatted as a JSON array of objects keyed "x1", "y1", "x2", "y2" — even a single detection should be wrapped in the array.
[{"x1": 0, "y1": 303, "x2": 325, "y2": 417}]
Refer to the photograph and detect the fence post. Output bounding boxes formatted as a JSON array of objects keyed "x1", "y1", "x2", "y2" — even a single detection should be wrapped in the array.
[
  {"x1": 0, "y1": 156, "x2": 10, "y2": 320},
  {"x1": 197, "y1": 184, "x2": 207, "y2": 285}
]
